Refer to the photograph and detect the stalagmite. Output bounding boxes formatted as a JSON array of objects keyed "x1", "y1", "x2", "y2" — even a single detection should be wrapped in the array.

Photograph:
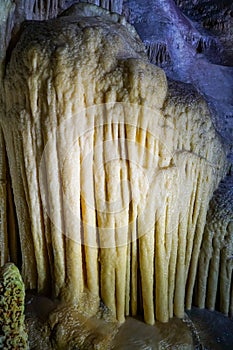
[
  {"x1": 0, "y1": 3, "x2": 227, "y2": 325},
  {"x1": 0, "y1": 263, "x2": 28, "y2": 348}
]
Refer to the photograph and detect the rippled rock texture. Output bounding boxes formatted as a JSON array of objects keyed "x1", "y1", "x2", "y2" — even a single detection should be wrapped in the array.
[
  {"x1": 0, "y1": 3, "x2": 227, "y2": 325},
  {"x1": 0, "y1": 263, "x2": 28, "y2": 349}
]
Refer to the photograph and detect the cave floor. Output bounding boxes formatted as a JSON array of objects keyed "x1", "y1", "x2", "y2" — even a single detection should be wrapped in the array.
[{"x1": 25, "y1": 292, "x2": 233, "y2": 350}]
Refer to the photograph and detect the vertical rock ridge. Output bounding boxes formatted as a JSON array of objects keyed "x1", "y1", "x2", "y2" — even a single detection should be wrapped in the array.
[{"x1": 197, "y1": 174, "x2": 233, "y2": 317}]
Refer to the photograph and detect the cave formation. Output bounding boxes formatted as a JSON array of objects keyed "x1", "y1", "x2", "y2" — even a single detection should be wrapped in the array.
[{"x1": 0, "y1": 0, "x2": 233, "y2": 349}]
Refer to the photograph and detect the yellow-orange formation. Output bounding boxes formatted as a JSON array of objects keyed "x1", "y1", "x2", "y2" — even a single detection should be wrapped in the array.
[
  {"x1": 0, "y1": 4, "x2": 227, "y2": 324},
  {"x1": 196, "y1": 175, "x2": 233, "y2": 317}
]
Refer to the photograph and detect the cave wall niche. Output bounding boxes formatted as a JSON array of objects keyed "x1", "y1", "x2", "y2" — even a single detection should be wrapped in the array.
[{"x1": 0, "y1": 0, "x2": 231, "y2": 330}]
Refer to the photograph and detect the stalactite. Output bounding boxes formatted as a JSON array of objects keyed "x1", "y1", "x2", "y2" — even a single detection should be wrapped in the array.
[
  {"x1": 197, "y1": 174, "x2": 233, "y2": 317},
  {"x1": 145, "y1": 42, "x2": 171, "y2": 67},
  {"x1": 32, "y1": 0, "x2": 59, "y2": 19},
  {"x1": 163, "y1": 80, "x2": 227, "y2": 315},
  {"x1": 194, "y1": 36, "x2": 218, "y2": 54},
  {"x1": 99, "y1": 0, "x2": 123, "y2": 13}
]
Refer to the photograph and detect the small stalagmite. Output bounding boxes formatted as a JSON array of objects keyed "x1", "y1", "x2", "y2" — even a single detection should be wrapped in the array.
[
  {"x1": 0, "y1": 263, "x2": 28, "y2": 348},
  {"x1": 0, "y1": 3, "x2": 227, "y2": 324}
]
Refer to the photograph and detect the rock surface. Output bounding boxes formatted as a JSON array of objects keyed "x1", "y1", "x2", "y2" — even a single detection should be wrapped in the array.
[{"x1": 1, "y1": 3, "x2": 226, "y2": 325}]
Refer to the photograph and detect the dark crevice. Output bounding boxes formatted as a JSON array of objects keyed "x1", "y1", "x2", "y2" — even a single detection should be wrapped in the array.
[
  {"x1": 4, "y1": 21, "x2": 29, "y2": 74},
  {"x1": 3, "y1": 130, "x2": 22, "y2": 269}
]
